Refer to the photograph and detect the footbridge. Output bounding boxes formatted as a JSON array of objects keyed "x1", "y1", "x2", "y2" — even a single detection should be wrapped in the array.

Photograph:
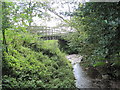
[{"x1": 27, "y1": 26, "x2": 76, "y2": 40}]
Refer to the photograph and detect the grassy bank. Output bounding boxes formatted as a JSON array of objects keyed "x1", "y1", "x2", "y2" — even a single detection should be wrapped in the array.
[{"x1": 2, "y1": 30, "x2": 75, "y2": 89}]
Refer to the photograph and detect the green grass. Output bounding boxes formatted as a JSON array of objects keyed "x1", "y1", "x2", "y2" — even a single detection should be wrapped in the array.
[{"x1": 42, "y1": 40, "x2": 58, "y2": 49}]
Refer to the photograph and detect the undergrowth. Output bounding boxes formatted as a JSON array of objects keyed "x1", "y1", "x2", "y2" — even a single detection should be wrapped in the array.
[{"x1": 2, "y1": 30, "x2": 75, "y2": 89}]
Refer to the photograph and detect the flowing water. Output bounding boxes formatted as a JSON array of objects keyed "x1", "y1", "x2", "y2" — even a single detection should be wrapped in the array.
[
  {"x1": 66, "y1": 54, "x2": 98, "y2": 88},
  {"x1": 66, "y1": 54, "x2": 120, "y2": 89}
]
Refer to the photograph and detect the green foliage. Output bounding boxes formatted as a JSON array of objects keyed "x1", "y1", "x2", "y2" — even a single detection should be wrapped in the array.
[
  {"x1": 75, "y1": 2, "x2": 119, "y2": 58},
  {"x1": 60, "y1": 2, "x2": 120, "y2": 79},
  {"x1": 2, "y1": 2, "x2": 13, "y2": 30},
  {"x1": 2, "y1": 29, "x2": 75, "y2": 89},
  {"x1": 1, "y1": 1, "x2": 75, "y2": 89},
  {"x1": 65, "y1": 2, "x2": 120, "y2": 62},
  {"x1": 93, "y1": 62, "x2": 106, "y2": 67}
]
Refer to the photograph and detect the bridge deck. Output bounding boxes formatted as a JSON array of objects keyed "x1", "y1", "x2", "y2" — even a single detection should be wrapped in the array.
[{"x1": 27, "y1": 26, "x2": 76, "y2": 40}]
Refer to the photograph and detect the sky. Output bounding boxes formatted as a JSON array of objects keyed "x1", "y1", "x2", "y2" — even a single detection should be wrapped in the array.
[
  {"x1": 32, "y1": 0, "x2": 90, "y2": 27},
  {"x1": 10, "y1": 0, "x2": 119, "y2": 27}
]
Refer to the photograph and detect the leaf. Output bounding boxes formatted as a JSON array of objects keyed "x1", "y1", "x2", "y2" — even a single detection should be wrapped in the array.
[
  {"x1": 93, "y1": 62, "x2": 106, "y2": 67},
  {"x1": 0, "y1": 38, "x2": 3, "y2": 41},
  {"x1": 104, "y1": 20, "x2": 108, "y2": 23}
]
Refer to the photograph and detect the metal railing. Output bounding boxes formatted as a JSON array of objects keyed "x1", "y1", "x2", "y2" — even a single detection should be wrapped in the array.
[{"x1": 27, "y1": 26, "x2": 76, "y2": 36}]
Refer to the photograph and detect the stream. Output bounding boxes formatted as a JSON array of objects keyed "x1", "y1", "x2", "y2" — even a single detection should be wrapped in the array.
[
  {"x1": 66, "y1": 54, "x2": 97, "y2": 88},
  {"x1": 66, "y1": 54, "x2": 120, "y2": 89}
]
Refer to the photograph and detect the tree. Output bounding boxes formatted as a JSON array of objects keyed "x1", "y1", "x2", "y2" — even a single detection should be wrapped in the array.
[
  {"x1": 2, "y1": 2, "x2": 12, "y2": 53},
  {"x1": 70, "y1": 2, "x2": 120, "y2": 64}
]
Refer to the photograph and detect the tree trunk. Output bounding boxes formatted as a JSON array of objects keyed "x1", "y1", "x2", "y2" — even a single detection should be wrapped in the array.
[
  {"x1": 2, "y1": 29, "x2": 8, "y2": 53},
  {"x1": 29, "y1": 0, "x2": 32, "y2": 26},
  {"x1": 2, "y1": 2, "x2": 8, "y2": 53}
]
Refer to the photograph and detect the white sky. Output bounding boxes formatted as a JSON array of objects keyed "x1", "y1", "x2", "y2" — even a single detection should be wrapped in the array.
[
  {"x1": 32, "y1": 0, "x2": 90, "y2": 27},
  {"x1": 6, "y1": 0, "x2": 119, "y2": 27},
  {"x1": 10, "y1": 0, "x2": 90, "y2": 27}
]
